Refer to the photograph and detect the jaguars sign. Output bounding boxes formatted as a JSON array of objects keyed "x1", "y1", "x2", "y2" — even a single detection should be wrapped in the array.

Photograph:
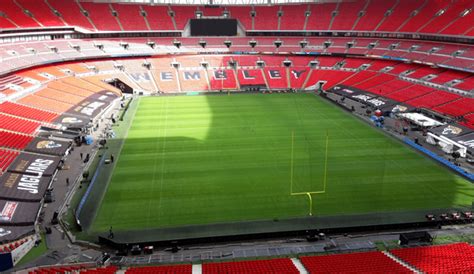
[{"x1": 25, "y1": 138, "x2": 71, "y2": 156}]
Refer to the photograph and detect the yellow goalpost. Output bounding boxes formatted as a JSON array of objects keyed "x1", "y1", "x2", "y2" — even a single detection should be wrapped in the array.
[{"x1": 290, "y1": 130, "x2": 329, "y2": 216}]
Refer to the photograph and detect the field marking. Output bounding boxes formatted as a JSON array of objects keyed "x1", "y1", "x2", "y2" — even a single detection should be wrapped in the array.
[
  {"x1": 146, "y1": 98, "x2": 168, "y2": 226},
  {"x1": 290, "y1": 130, "x2": 294, "y2": 194},
  {"x1": 156, "y1": 98, "x2": 169, "y2": 220}
]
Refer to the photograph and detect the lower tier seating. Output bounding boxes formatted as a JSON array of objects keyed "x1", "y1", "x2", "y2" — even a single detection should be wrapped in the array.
[
  {"x1": 461, "y1": 113, "x2": 474, "y2": 129},
  {"x1": 202, "y1": 258, "x2": 299, "y2": 274},
  {"x1": 80, "y1": 266, "x2": 119, "y2": 274},
  {"x1": 0, "y1": 131, "x2": 33, "y2": 150},
  {"x1": 433, "y1": 98, "x2": 474, "y2": 117},
  {"x1": 390, "y1": 243, "x2": 474, "y2": 273},
  {"x1": 0, "y1": 113, "x2": 40, "y2": 134},
  {"x1": 405, "y1": 90, "x2": 461, "y2": 109},
  {"x1": 301, "y1": 251, "x2": 411, "y2": 273},
  {"x1": 0, "y1": 101, "x2": 58, "y2": 122},
  {"x1": 125, "y1": 264, "x2": 192, "y2": 274}
]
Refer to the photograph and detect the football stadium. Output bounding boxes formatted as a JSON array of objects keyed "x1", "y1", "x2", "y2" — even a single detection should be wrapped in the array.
[{"x1": 0, "y1": 0, "x2": 473, "y2": 272}]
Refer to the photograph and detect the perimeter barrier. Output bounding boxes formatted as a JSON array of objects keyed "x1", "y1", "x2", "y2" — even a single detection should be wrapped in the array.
[{"x1": 404, "y1": 138, "x2": 474, "y2": 181}]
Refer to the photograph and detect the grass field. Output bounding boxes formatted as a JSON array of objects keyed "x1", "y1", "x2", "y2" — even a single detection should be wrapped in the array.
[{"x1": 92, "y1": 93, "x2": 474, "y2": 232}]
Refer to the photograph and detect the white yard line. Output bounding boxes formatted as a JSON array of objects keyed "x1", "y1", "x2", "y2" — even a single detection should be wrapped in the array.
[
  {"x1": 146, "y1": 98, "x2": 167, "y2": 226},
  {"x1": 157, "y1": 98, "x2": 169, "y2": 220}
]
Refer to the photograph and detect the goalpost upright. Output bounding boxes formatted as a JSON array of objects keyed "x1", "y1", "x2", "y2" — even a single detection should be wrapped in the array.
[{"x1": 290, "y1": 130, "x2": 329, "y2": 216}]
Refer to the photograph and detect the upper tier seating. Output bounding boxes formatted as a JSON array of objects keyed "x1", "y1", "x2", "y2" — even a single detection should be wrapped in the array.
[
  {"x1": 47, "y1": 0, "x2": 94, "y2": 29},
  {"x1": 16, "y1": 0, "x2": 64, "y2": 27},
  {"x1": 391, "y1": 243, "x2": 474, "y2": 273},
  {"x1": 306, "y1": 3, "x2": 336, "y2": 30},
  {"x1": 280, "y1": 5, "x2": 307, "y2": 30},
  {"x1": 80, "y1": 2, "x2": 121, "y2": 31},
  {"x1": 0, "y1": 131, "x2": 33, "y2": 150},
  {"x1": 141, "y1": 6, "x2": 174, "y2": 30},
  {"x1": 112, "y1": 4, "x2": 148, "y2": 31},
  {"x1": 202, "y1": 258, "x2": 299, "y2": 274},
  {"x1": 0, "y1": 0, "x2": 471, "y2": 37},
  {"x1": 0, "y1": 101, "x2": 58, "y2": 122},
  {"x1": 398, "y1": 1, "x2": 449, "y2": 33},
  {"x1": 125, "y1": 264, "x2": 192, "y2": 274},
  {"x1": 171, "y1": 6, "x2": 196, "y2": 30},
  {"x1": 377, "y1": 0, "x2": 424, "y2": 32},
  {"x1": 0, "y1": 0, "x2": 39, "y2": 28},
  {"x1": 331, "y1": 0, "x2": 367, "y2": 31},
  {"x1": 419, "y1": 0, "x2": 472, "y2": 35},
  {"x1": 301, "y1": 251, "x2": 411, "y2": 273},
  {"x1": 254, "y1": 6, "x2": 279, "y2": 30},
  {"x1": 0, "y1": 16, "x2": 16, "y2": 29},
  {"x1": 228, "y1": 6, "x2": 252, "y2": 30},
  {"x1": 355, "y1": 0, "x2": 398, "y2": 31}
]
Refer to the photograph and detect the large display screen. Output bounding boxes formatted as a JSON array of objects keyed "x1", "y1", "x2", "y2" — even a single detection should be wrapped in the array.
[{"x1": 190, "y1": 19, "x2": 237, "y2": 36}]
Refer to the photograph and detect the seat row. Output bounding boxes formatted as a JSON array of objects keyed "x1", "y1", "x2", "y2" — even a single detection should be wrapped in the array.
[
  {"x1": 0, "y1": 37, "x2": 472, "y2": 78},
  {"x1": 1, "y1": 0, "x2": 472, "y2": 36},
  {"x1": 0, "y1": 148, "x2": 19, "y2": 174},
  {"x1": 25, "y1": 242, "x2": 474, "y2": 273},
  {"x1": 0, "y1": 130, "x2": 33, "y2": 150},
  {"x1": 300, "y1": 251, "x2": 411, "y2": 273},
  {"x1": 28, "y1": 266, "x2": 118, "y2": 274},
  {"x1": 0, "y1": 113, "x2": 40, "y2": 134},
  {"x1": 0, "y1": 101, "x2": 58, "y2": 123},
  {"x1": 391, "y1": 242, "x2": 474, "y2": 273}
]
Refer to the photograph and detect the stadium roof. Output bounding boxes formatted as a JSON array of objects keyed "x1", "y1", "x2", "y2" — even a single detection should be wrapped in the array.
[{"x1": 83, "y1": 0, "x2": 338, "y2": 5}]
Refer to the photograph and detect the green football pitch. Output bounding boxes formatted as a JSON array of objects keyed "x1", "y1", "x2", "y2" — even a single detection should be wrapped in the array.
[{"x1": 92, "y1": 93, "x2": 474, "y2": 232}]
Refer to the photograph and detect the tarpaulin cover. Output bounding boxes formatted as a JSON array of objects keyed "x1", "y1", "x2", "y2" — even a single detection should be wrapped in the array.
[
  {"x1": 54, "y1": 114, "x2": 90, "y2": 128},
  {"x1": 430, "y1": 123, "x2": 472, "y2": 139},
  {"x1": 0, "y1": 200, "x2": 40, "y2": 225},
  {"x1": 0, "y1": 172, "x2": 51, "y2": 202},
  {"x1": 7, "y1": 153, "x2": 60, "y2": 177},
  {"x1": 66, "y1": 91, "x2": 119, "y2": 119},
  {"x1": 330, "y1": 85, "x2": 402, "y2": 110},
  {"x1": 452, "y1": 132, "x2": 474, "y2": 154},
  {"x1": 25, "y1": 138, "x2": 71, "y2": 156},
  {"x1": 0, "y1": 225, "x2": 35, "y2": 244}
]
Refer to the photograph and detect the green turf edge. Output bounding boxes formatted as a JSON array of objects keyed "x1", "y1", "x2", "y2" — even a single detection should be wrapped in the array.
[
  {"x1": 65, "y1": 97, "x2": 140, "y2": 240},
  {"x1": 82, "y1": 97, "x2": 141, "y2": 231}
]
